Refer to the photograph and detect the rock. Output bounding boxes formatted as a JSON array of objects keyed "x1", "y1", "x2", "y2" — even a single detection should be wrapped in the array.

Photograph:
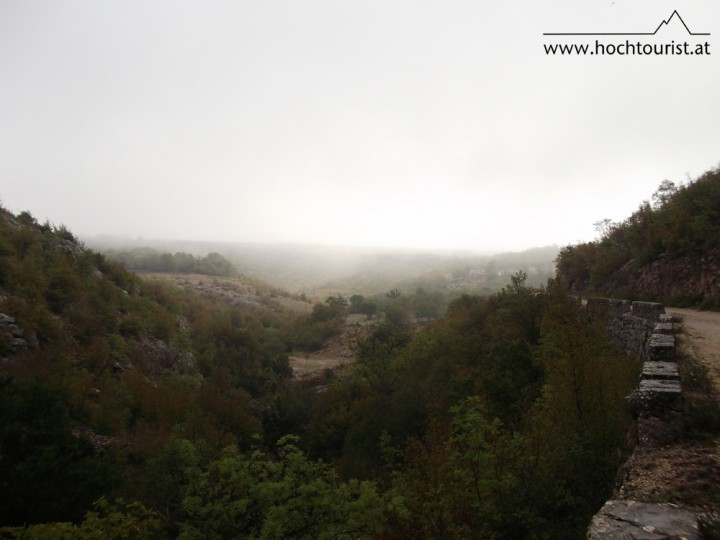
[
  {"x1": 649, "y1": 334, "x2": 675, "y2": 360},
  {"x1": 588, "y1": 500, "x2": 702, "y2": 539},
  {"x1": 641, "y1": 361, "x2": 679, "y2": 381},
  {"x1": 626, "y1": 379, "x2": 682, "y2": 416},
  {"x1": 637, "y1": 411, "x2": 683, "y2": 446},
  {"x1": 587, "y1": 297, "x2": 632, "y2": 319},
  {"x1": 7, "y1": 324, "x2": 23, "y2": 337},
  {"x1": 0, "y1": 313, "x2": 37, "y2": 353},
  {"x1": 653, "y1": 322, "x2": 674, "y2": 335},
  {"x1": 604, "y1": 312, "x2": 654, "y2": 358},
  {"x1": 631, "y1": 301, "x2": 666, "y2": 323}
]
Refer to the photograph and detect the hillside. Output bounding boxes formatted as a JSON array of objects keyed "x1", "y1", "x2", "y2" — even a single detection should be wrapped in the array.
[
  {"x1": 0, "y1": 206, "x2": 297, "y2": 530},
  {"x1": 87, "y1": 237, "x2": 558, "y2": 298},
  {"x1": 556, "y1": 166, "x2": 720, "y2": 306},
  {"x1": 1, "y1": 203, "x2": 660, "y2": 538}
]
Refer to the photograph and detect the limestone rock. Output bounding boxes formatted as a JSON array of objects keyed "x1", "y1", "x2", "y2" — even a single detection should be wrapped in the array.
[
  {"x1": 632, "y1": 301, "x2": 666, "y2": 323},
  {"x1": 588, "y1": 500, "x2": 702, "y2": 539},
  {"x1": 642, "y1": 361, "x2": 679, "y2": 381}
]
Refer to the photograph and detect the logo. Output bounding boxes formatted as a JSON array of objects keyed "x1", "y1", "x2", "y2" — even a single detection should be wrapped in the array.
[
  {"x1": 543, "y1": 10, "x2": 710, "y2": 37},
  {"x1": 542, "y1": 11, "x2": 711, "y2": 57}
]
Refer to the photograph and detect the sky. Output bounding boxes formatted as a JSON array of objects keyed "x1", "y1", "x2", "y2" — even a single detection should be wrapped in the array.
[{"x1": 1, "y1": 0, "x2": 719, "y2": 253}]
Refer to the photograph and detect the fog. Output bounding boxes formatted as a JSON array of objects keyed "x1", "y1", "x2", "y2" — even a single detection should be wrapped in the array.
[{"x1": 1, "y1": 1, "x2": 719, "y2": 253}]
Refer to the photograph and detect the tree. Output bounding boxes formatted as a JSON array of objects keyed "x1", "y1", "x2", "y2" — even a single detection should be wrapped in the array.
[
  {"x1": 0, "y1": 378, "x2": 120, "y2": 525},
  {"x1": 179, "y1": 437, "x2": 385, "y2": 539},
  {"x1": 651, "y1": 179, "x2": 677, "y2": 209},
  {"x1": 385, "y1": 288, "x2": 401, "y2": 299},
  {"x1": 359, "y1": 301, "x2": 378, "y2": 320},
  {"x1": 349, "y1": 294, "x2": 365, "y2": 313},
  {"x1": 0, "y1": 499, "x2": 165, "y2": 540}
]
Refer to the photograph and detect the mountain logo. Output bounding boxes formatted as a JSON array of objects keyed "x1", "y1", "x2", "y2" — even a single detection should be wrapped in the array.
[{"x1": 543, "y1": 10, "x2": 710, "y2": 36}]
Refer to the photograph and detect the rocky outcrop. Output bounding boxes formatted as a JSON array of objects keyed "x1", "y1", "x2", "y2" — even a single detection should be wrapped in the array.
[
  {"x1": 132, "y1": 337, "x2": 196, "y2": 376},
  {"x1": 631, "y1": 250, "x2": 720, "y2": 304},
  {"x1": 0, "y1": 312, "x2": 38, "y2": 360},
  {"x1": 580, "y1": 248, "x2": 720, "y2": 306}
]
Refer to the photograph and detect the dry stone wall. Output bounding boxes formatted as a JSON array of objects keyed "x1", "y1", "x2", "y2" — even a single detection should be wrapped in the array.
[
  {"x1": 585, "y1": 299, "x2": 701, "y2": 538},
  {"x1": 586, "y1": 298, "x2": 666, "y2": 360}
]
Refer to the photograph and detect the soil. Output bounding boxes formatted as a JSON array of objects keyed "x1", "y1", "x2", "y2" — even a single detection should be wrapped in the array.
[
  {"x1": 289, "y1": 314, "x2": 372, "y2": 379},
  {"x1": 668, "y1": 308, "x2": 720, "y2": 393}
]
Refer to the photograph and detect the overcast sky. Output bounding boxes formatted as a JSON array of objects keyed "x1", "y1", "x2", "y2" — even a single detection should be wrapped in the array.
[{"x1": 1, "y1": 0, "x2": 718, "y2": 253}]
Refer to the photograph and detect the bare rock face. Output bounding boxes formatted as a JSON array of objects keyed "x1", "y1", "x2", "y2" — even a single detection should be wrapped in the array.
[
  {"x1": 580, "y1": 249, "x2": 720, "y2": 305},
  {"x1": 587, "y1": 500, "x2": 702, "y2": 540},
  {"x1": 634, "y1": 250, "x2": 720, "y2": 304},
  {"x1": 566, "y1": 248, "x2": 720, "y2": 307}
]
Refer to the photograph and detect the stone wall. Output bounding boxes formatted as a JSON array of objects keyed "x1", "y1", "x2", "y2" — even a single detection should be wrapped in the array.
[
  {"x1": 586, "y1": 298, "x2": 666, "y2": 360},
  {"x1": 585, "y1": 300, "x2": 701, "y2": 538}
]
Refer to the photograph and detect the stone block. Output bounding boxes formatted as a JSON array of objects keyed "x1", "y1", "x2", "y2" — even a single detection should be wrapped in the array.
[
  {"x1": 638, "y1": 378, "x2": 681, "y2": 396},
  {"x1": 649, "y1": 333, "x2": 675, "y2": 360},
  {"x1": 653, "y1": 322, "x2": 674, "y2": 335},
  {"x1": 587, "y1": 500, "x2": 701, "y2": 540},
  {"x1": 626, "y1": 379, "x2": 682, "y2": 415},
  {"x1": 641, "y1": 361, "x2": 679, "y2": 380}
]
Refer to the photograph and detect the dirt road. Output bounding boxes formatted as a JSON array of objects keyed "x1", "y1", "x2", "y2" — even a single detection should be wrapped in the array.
[{"x1": 666, "y1": 307, "x2": 720, "y2": 393}]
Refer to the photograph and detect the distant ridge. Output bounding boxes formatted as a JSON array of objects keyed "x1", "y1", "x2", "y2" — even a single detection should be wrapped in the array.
[{"x1": 543, "y1": 10, "x2": 710, "y2": 36}]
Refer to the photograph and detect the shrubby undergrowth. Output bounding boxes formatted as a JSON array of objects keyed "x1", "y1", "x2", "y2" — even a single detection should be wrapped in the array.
[{"x1": 0, "y1": 205, "x2": 639, "y2": 538}]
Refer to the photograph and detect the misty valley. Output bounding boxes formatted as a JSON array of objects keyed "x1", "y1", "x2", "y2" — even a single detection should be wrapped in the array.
[{"x1": 1, "y1": 168, "x2": 720, "y2": 538}]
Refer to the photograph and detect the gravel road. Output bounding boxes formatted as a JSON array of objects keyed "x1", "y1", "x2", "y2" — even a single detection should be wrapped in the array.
[{"x1": 666, "y1": 307, "x2": 720, "y2": 393}]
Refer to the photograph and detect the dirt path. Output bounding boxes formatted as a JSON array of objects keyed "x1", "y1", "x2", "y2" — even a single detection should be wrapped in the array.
[
  {"x1": 289, "y1": 354, "x2": 351, "y2": 378},
  {"x1": 666, "y1": 307, "x2": 720, "y2": 393}
]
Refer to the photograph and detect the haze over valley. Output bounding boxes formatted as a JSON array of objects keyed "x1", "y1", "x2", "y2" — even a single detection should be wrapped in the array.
[{"x1": 2, "y1": 1, "x2": 720, "y2": 538}]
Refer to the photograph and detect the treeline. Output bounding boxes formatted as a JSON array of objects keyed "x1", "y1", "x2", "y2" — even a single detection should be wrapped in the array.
[
  {"x1": 104, "y1": 247, "x2": 237, "y2": 277},
  {"x1": 0, "y1": 206, "x2": 639, "y2": 538},
  {"x1": 556, "y1": 166, "x2": 720, "y2": 296}
]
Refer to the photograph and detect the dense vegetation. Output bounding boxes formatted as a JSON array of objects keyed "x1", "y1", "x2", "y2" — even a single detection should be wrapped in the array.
[
  {"x1": 102, "y1": 247, "x2": 238, "y2": 277},
  {"x1": 0, "y1": 206, "x2": 638, "y2": 538},
  {"x1": 556, "y1": 166, "x2": 720, "y2": 304}
]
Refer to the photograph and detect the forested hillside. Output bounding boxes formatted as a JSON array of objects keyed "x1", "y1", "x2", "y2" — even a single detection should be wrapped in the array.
[
  {"x1": 0, "y1": 207, "x2": 293, "y2": 534},
  {"x1": 1, "y1": 205, "x2": 638, "y2": 538},
  {"x1": 556, "y1": 166, "x2": 720, "y2": 306}
]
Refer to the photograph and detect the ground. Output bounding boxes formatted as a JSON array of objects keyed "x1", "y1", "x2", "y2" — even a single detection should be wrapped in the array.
[
  {"x1": 139, "y1": 272, "x2": 310, "y2": 313},
  {"x1": 288, "y1": 314, "x2": 373, "y2": 379},
  {"x1": 669, "y1": 308, "x2": 720, "y2": 393}
]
